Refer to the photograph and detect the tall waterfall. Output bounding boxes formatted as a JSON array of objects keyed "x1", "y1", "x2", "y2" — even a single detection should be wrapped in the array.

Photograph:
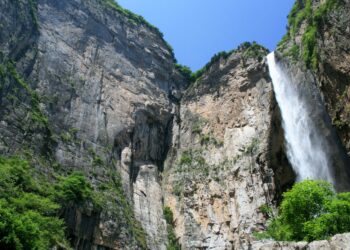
[{"x1": 267, "y1": 52, "x2": 334, "y2": 184}]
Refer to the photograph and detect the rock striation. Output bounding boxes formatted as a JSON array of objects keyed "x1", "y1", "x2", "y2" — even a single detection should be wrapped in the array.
[
  {"x1": 0, "y1": 0, "x2": 186, "y2": 249},
  {"x1": 1, "y1": 0, "x2": 350, "y2": 249},
  {"x1": 162, "y1": 45, "x2": 294, "y2": 249}
]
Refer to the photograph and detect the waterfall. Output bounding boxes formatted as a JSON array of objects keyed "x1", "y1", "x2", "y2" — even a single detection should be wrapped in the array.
[{"x1": 267, "y1": 52, "x2": 334, "y2": 184}]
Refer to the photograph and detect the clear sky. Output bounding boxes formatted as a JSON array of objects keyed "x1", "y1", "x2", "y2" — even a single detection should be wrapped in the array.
[{"x1": 117, "y1": 0, "x2": 295, "y2": 71}]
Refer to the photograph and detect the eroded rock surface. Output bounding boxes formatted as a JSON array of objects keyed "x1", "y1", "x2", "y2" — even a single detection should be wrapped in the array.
[
  {"x1": 163, "y1": 46, "x2": 292, "y2": 249},
  {"x1": 0, "y1": 0, "x2": 186, "y2": 248},
  {"x1": 2, "y1": 0, "x2": 350, "y2": 249}
]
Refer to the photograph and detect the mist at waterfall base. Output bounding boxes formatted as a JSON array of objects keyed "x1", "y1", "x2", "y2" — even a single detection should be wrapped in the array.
[{"x1": 267, "y1": 52, "x2": 335, "y2": 184}]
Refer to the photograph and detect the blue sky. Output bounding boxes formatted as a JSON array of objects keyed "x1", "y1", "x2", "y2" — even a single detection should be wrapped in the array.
[{"x1": 117, "y1": 0, "x2": 295, "y2": 71}]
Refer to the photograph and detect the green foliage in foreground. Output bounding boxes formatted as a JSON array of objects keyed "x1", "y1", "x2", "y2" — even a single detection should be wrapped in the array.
[
  {"x1": 258, "y1": 180, "x2": 350, "y2": 242},
  {"x1": 0, "y1": 156, "x2": 98, "y2": 249},
  {"x1": 0, "y1": 157, "x2": 69, "y2": 249}
]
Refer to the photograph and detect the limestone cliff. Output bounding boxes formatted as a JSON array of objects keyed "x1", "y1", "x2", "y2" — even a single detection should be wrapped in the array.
[
  {"x1": 1, "y1": 0, "x2": 350, "y2": 249},
  {"x1": 162, "y1": 44, "x2": 296, "y2": 249},
  {"x1": 277, "y1": 0, "x2": 350, "y2": 156},
  {"x1": 0, "y1": 0, "x2": 186, "y2": 249}
]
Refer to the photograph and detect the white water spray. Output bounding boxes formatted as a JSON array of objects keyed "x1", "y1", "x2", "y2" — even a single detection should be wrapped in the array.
[{"x1": 267, "y1": 52, "x2": 334, "y2": 184}]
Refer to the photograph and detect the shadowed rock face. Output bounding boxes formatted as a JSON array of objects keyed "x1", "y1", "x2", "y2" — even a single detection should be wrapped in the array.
[
  {"x1": 314, "y1": 0, "x2": 350, "y2": 154},
  {"x1": 0, "y1": 0, "x2": 186, "y2": 249}
]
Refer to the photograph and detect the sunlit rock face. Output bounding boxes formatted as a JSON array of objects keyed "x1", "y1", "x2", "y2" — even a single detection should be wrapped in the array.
[{"x1": 162, "y1": 47, "x2": 294, "y2": 249}]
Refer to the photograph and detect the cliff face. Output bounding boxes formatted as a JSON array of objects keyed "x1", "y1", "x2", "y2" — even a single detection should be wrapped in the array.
[
  {"x1": 2, "y1": 0, "x2": 350, "y2": 249},
  {"x1": 0, "y1": 0, "x2": 186, "y2": 249},
  {"x1": 162, "y1": 45, "x2": 295, "y2": 249},
  {"x1": 313, "y1": 0, "x2": 350, "y2": 155},
  {"x1": 277, "y1": 0, "x2": 350, "y2": 156}
]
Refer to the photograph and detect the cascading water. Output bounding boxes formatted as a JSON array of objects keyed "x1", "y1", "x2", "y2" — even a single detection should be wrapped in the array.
[{"x1": 267, "y1": 52, "x2": 334, "y2": 184}]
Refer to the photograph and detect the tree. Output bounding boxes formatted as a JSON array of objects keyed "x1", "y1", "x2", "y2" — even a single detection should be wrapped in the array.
[
  {"x1": 56, "y1": 172, "x2": 93, "y2": 203},
  {"x1": 265, "y1": 180, "x2": 350, "y2": 242},
  {"x1": 0, "y1": 157, "x2": 69, "y2": 249}
]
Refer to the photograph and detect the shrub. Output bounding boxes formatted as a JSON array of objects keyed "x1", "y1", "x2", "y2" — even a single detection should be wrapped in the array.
[
  {"x1": 259, "y1": 204, "x2": 273, "y2": 218},
  {"x1": 263, "y1": 180, "x2": 350, "y2": 242},
  {"x1": 179, "y1": 151, "x2": 192, "y2": 165},
  {"x1": 280, "y1": 0, "x2": 341, "y2": 68},
  {"x1": 244, "y1": 138, "x2": 259, "y2": 155},
  {"x1": 175, "y1": 64, "x2": 193, "y2": 82},
  {"x1": 56, "y1": 172, "x2": 93, "y2": 203},
  {"x1": 164, "y1": 207, "x2": 174, "y2": 225},
  {"x1": 0, "y1": 156, "x2": 69, "y2": 249},
  {"x1": 191, "y1": 122, "x2": 202, "y2": 134},
  {"x1": 163, "y1": 207, "x2": 180, "y2": 250}
]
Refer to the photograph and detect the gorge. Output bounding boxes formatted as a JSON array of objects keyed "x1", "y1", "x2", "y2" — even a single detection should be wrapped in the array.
[{"x1": 0, "y1": 0, "x2": 350, "y2": 249}]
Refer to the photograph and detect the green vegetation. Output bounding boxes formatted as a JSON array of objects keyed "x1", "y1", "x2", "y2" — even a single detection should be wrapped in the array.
[
  {"x1": 259, "y1": 204, "x2": 273, "y2": 218},
  {"x1": 190, "y1": 117, "x2": 223, "y2": 147},
  {"x1": 200, "y1": 133, "x2": 223, "y2": 147},
  {"x1": 0, "y1": 156, "x2": 70, "y2": 249},
  {"x1": 302, "y1": 25, "x2": 318, "y2": 69},
  {"x1": 191, "y1": 116, "x2": 208, "y2": 134},
  {"x1": 0, "y1": 155, "x2": 148, "y2": 249},
  {"x1": 284, "y1": 44, "x2": 300, "y2": 62},
  {"x1": 93, "y1": 155, "x2": 104, "y2": 166},
  {"x1": 174, "y1": 149, "x2": 219, "y2": 180},
  {"x1": 244, "y1": 138, "x2": 259, "y2": 155},
  {"x1": 13, "y1": 0, "x2": 39, "y2": 29},
  {"x1": 179, "y1": 151, "x2": 192, "y2": 165},
  {"x1": 279, "y1": 0, "x2": 340, "y2": 69},
  {"x1": 175, "y1": 64, "x2": 194, "y2": 82},
  {"x1": 0, "y1": 60, "x2": 49, "y2": 129},
  {"x1": 257, "y1": 180, "x2": 350, "y2": 242},
  {"x1": 56, "y1": 172, "x2": 93, "y2": 203},
  {"x1": 163, "y1": 207, "x2": 181, "y2": 250},
  {"x1": 179, "y1": 42, "x2": 269, "y2": 85},
  {"x1": 172, "y1": 183, "x2": 183, "y2": 196},
  {"x1": 94, "y1": 171, "x2": 148, "y2": 249},
  {"x1": 192, "y1": 123, "x2": 202, "y2": 134},
  {"x1": 60, "y1": 132, "x2": 73, "y2": 143},
  {"x1": 242, "y1": 42, "x2": 269, "y2": 62},
  {"x1": 190, "y1": 50, "x2": 233, "y2": 82}
]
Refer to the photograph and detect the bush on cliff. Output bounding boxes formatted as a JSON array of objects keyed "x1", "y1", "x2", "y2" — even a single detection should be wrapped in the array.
[
  {"x1": 56, "y1": 171, "x2": 93, "y2": 203},
  {"x1": 0, "y1": 156, "x2": 98, "y2": 249},
  {"x1": 164, "y1": 207, "x2": 181, "y2": 250},
  {"x1": 263, "y1": 180, "x2": 350, "y2": 242},
  {"x1": 0, "y1": 156, "x2": 69, "y2": 249}
]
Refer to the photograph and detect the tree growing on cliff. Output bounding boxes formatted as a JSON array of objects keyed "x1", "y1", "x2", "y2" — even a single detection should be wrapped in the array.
[
  {"x1": 261, "y1": 180, "x2": 350, "y2": 242},
  {"x1": 0, "y1": 157, "x2": 69, "y2": 249}
]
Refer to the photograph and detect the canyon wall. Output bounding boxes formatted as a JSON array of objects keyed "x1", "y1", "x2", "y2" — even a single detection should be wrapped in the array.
[
  {"x1": 0, "y1": 0, "x2": 186, "y2": 249},
  {"x1": 1, "y1": 0, "x2": 350, "y2": 249}
]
